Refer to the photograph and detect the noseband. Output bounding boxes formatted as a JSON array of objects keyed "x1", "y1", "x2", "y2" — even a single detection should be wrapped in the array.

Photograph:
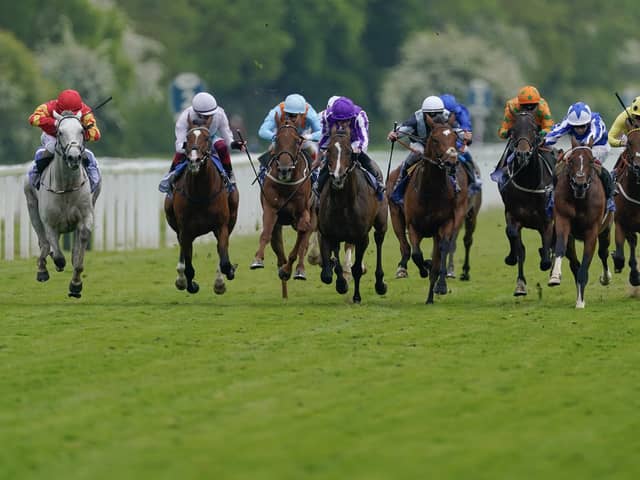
[
  {"x1": 567, "y1": 146, "x2": 594, "y2": 199},
  {"x1": 269, "y1": 123, "x2": 306, "y2": 183}
]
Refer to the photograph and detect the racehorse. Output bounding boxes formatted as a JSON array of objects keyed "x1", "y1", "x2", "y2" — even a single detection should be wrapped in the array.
[
  {"x1": 548, "y1": 137, "x2": 613, "y2": 308},
  {"x1": 611, "y1": 126, "x2": 640, "y2": 287},
  {"x1": 164, "y1": 117, "x2": 239, "y2": 294},
  {"x1": 498, "y1": 111, "x2": 554, "y2": 296},
  {"x1": 307, "y1": 233, "x2": 365, "y2": 281},
  {"x1": 317, "y1": 124, "x2": 387, "y2": 303},
  {"x1": 24, "y1": 110, "x2": 98, "y2": 298},
  {"x1": 250, "y1": 115, "x2": 313, "y2": 296},
  {"x1": 386, "y1": 116, "x2": 467, "y2": 304},
  {"x1": 445, "y1": 173, "x2": 482, "y2": 281}
]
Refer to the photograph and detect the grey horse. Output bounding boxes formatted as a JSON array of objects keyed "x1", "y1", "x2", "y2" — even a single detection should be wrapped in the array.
[{"x1": 23, "y1": 111, "x2": 100, "y2": 298}]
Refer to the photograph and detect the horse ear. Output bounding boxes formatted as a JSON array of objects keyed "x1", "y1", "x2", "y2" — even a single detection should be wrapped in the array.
[
  {"x1": 331, "y1": 124, "x2": 337, "y2": 135},
  {"x1": 275, "y1": 111, "x2": 282, "y2": 127},
  {"x1": 425, "y1": 114, "x2": 435, "y2": 128},
  {"x1": 53, "y1": 111, "x2": 62, "y2": 121},
  {"x1": 204, "y1": 115, "x2": 213, "y2": 128},
  {"x1": 448, "y1": 112, "x2": 457, "y2": 127},
  {"x1": 571, "y1": 135, "x2": 579, "y2": 149},
  {"x1": 588, "y1": 136, "x2": 594, "y2": 148}
]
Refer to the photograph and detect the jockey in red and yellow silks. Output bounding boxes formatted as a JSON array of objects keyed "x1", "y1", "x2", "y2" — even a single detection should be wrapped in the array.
[{"x1": 27, "y1": 89, "x2": 102, "y2": 192}]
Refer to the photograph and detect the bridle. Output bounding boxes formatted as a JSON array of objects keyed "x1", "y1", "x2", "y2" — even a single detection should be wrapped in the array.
[
  {"x1": 55, "y1": 115, "x2": 85, "y2": 170},
  {"x1": 423, "y1": 125, "x2": 458, "y2": 176},
  {"x1": 566, "y1": 146, "x2": 594, "y2": 199},
  {"x1": 268, "y1": 123, "x2": 307, "y2": 184},
  {"x1": 328, "y1": 130, "x2": 356, "y2": 189},
  {"x1": 510, "y1": 112, "x2": 539, "y2": 169},
  {"x1": 185, "y1": 126, "x2": 211, "y2": 173}
]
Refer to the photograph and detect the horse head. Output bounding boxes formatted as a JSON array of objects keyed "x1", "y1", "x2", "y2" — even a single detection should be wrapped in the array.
[
  {"x1": 565, "y1": 136, "x2": 596, "y2": 199},
  {"x1": 326, "y1": 124, "x2": 354, "y2": 190},
  {"x1": 424, "y1": 115, "x2": 458, "y2": 176},
  {"x1": 185, "y1": 116, "x2": 212, "y2": 174},
  {"x1": 510, "y1": 111, "x2": 538, "y2": 168},
  {"x1": 273, "y1": 114, "x2": 303, "y2": 182},
  {"x1": 626, "y1": 127, "x2": 640, "y2": 178},
  {"x1": 53, "y1": 110, "x2": 85, "y2": 170}
]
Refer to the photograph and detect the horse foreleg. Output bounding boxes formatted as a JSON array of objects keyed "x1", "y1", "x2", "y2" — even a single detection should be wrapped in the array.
[
  {"x1": 447, "y1": 230, "x2": 459, "y2": 279},
  {"x1": 215, "y1": 223, "x2": 235, "y2": 281},
  {"x1": 539, "y1": 220, "x2": 554, "y2": 271},
  {"x1": 628, "y1": 233, "x2": 640, "y2": 287},
  {"x1": 504, "y1": 213, "x2": 519, "y2": 266},
  {"x1": 319, "y1": 234, "x2": 334, "y2": 285},
  {"x1": 389, "y1": 201, "x2": 410, "y2": 278},
  {"x1": 514, "y1": 229, "x2": 528, "y2": 296},
  {"x1": 68, "y1": 224, "x2": 91, "y2": 298},
  {"x1": 598, "y1": 227, "x2": 612, "y2": 286},
  {"x1": 612, "y1": 221, "x2": 626, "y2": 273},
  {"x1": 251, "y1": 210, "x2": 277, "y2": 269},
  {"x1": 307, "y1": 231, "x2": 321, "y2": 266},
  {"x1": 575, "y1": 229, "x2": 598, "y2": 308},
  {"x1": 44, "y1": 223, "x2": 65, "y2": 272},
  {"x1": 351, "y1": 239, "x2": 369, "y2": 304},
  {"x1": 182, "y1": 235, "x2": 199, "y2": 294},
  {"x1": 433, "y1": 234, "x2": 450, "y2": 297},
  {"x1": 333, "y1": 245, "x2": 348, "y2": 295},
  {"x1": 24, "y1": 183, "x2": 50, "y2": 282},
  {"x1": 408, "y1": 226, "x2": 429, "y2": 278},
  {"x1": 549, "y1": 217, "x2": 570, "y2": 286}
]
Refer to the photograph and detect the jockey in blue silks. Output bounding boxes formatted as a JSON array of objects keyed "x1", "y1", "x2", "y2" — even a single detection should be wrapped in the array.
[
  {"x1": 544, "y1": 101, "x2": 615, "y2": 212},
  {"x1": 256, "y1": 93, "x2": 322, "y2": 173},
  {"x1": 314, "y1": 96, "x2": 385, "y2": 200},
  {"x1": 441, "y1": 93, "x2": 482, "y2": 194}
]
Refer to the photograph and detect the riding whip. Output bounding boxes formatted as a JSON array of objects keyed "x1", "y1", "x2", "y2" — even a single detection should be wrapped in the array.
[
  {"x1": 386, "y1": 122, "x2": 398, "y2": 182},
  {"x1": 236, "y1": 130, "x2": 266, "y2": 199},
  {"x1": 615, "y1": 91, "x2": 637, "y2": 127}
]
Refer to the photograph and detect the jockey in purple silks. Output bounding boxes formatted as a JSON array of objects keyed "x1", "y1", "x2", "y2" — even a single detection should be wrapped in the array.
[{"x1": 314, "y1": 96, "x2": 385, "y2": 199}]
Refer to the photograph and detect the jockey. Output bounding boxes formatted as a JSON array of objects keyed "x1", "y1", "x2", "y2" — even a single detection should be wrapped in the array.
[
  {"x1": 545, "y1": 102, "x2": 615, "y2": 212},
  {"x1": 27, "y1": 89, "x2": 101, "y2": 192},
  {"x1": 314, "y1": 96, "x2": 385, "y2": 199},
  {"x1": 387, "y1": 95, "x2": 447, "y2": 204},
  {"x1": 160, "y1": 92, "x2": 243, "y2": 193},
  {"x1": 608, "y1": 95, "x2": 640, "y2": 148},
  {"x1": 440, "y1": 93, "x2": 482, "y2": 194},
  {"x1": 257, "y1": 93, "x2": 322, "y2": 170},
  {"x1": 491, "y1": 85, "x2": 555, "y2": 183}
]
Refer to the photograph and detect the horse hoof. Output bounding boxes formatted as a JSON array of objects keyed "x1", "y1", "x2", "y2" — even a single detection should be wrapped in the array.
[
  {"x1": 213, "y1": 279, "x2": 226, "y2": 295},
  {"x1": 548, "y1": 276, "x2": 561, "y2": 287},
  {"x1": 424, "y1": 259, "x2": 433, "y2": 271},
  {"x1": 352, "y1": 295, "x2": 361, "y2": 304},
  {"x1": 187, "y1": 281, "x2": 199, "y2": 294},
  {"x1": 513, "y1": 287, "x2": 527, "y2": 296},
  {"x1": 37, "y1": 271, "x2": 49, "y2": 282},
  {"x1": 435, "y1": 283, "x2": 448, "y2": 295},
  {"x1": 504, "y1": 254, "x2": 517, "y2": 266},
  {"x1": 175, "y1": 277, "x2": 187, "y2": 290},
  {"x1": 375, "y1": 282, "x2": 387, "y2": 295},
  {"x1": 575, "y1": 301, "x2": 585, "y2": 309},
  {"x1": 68, "y1": 282, "x2": 82, "y2": 298},
  {"x1": 222, "y1": 263, "x2": 235, "y2": 280},
  {"x1": 250, "y1": 259, "x2": 264, "y2": 269},
  {"x1": 540, "y1": 259, "x2": 552, "y2": 271},
  {"x1": 419, "y1": 268, "x2": 429, "y2": 278},
  {"x1": 336, "y1": 277, "x2": 348, "y2": 294},
  {"x1": 460, "y1": 272, "x2": 470, "y2": 281},
  {"x1": 307, "y1": 253, "x2": 321, "y2": 266},
  {"x1": 446, "y1": 271, "x2": 456, "y2": 279},
  {"x1": 321, "y1": 270, "x2": 332, "y2": 284},
  {"x1": 612, "y1": 254, "x2": 624, "y2": 272},
  {"x1": 293, "y1": 269, "x2": 307, "y2": 280},
  {"x1": 599, "y1": 271, "x2": 612, "y2": 286},
  {"x1": 278, "y1": 267, "x2": 291, "y2": 281},
  {"x1": 395, "y1": 267, "x2": 408, "y2": 279},
  {"x1": 630, "y1": 271, "x2": 640, "y2": 287},
  {"x1": 54, "y1": 257, "x2": 66, "y2": 271}
]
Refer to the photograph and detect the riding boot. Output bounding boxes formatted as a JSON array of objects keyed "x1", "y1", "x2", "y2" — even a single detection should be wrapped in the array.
[
  {"x1": 35, "y1": 150, "x2": 54, "y2": 174},
  {"x1": 357, "y1": 152, "x2": 385, "y2": 200},
  {"x1": 390, "y1": 153, "x2": 419, "y2": 205},
  {"x1": 599, "y1": 167, "x2": 616, "y2": 212},
  {"x1": 314, "y1": 162, "x2": 329, "y2": 197},
  {"x1": 460, "y1": 154, "x2": 481, "y2": 194},
  {"x1": 223, "y1": 164, "x2": 236, "y2": 191}
]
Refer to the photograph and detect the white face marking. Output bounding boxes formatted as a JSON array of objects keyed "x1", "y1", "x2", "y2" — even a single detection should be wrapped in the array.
[
  {"x1": 443, "y1": 129, "x2": 452, "y2": 136},
  {"x1": 332, "y1": 142, "x2": 341, "y2": 177}
]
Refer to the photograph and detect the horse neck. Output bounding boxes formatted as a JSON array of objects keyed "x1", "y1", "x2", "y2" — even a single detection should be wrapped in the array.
[
  {"x1": 418, "y1": 153, "x2": 448, "y2": 188},
  {"x1": 47, "y1": 152, "x2": 85, "y2": 191},
  {"x1": 185, "y1": 160, "x2": 219, "y2": 194}
]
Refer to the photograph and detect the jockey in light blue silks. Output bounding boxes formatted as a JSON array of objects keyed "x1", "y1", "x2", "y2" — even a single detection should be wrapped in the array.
[
  {"x1": 256, "y1": 93, "x2": 322, "y2": 176},
  {"x1": 544, "y1": 101, "x2": 615, "y2": 212},
  {"x1": 314, "y1": 96, "x2": 385, "y2": 200},
  {"x1": 441, "y1": 93, "x2": 482, "y2": 194}
]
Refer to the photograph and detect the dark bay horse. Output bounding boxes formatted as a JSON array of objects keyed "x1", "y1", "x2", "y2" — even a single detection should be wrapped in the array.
[
  {"x1": 386, "y1": 117, "x2": 467, "y2": 304},
  {"x1": 548, "y1": 138, "x2": 612, "y2": 308},
  {"x1": 250, "y1": 115, "x2": 313, "y2": 296},
  {"x1": 498, "y1": 111, "x2": 554, "y2": 296},
  {"x1": 317, "y1": 125, "x2": 387, "y2": 303},
  {"x1": 164, "y1": 117, "x2": 239, "y2": 294},
  {"x1": 611, "y1": 126, "x2": 640, "y2": 287}
]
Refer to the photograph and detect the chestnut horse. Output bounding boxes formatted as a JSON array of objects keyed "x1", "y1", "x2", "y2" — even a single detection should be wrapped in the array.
[
  {"x1": 164, "y1": 118, "x2": 239, "y2": 294},
  {"x1": 611, "y1": 127, "x2": 640, "y2": 287},
  {"x1": 250, "y1": 116, "x2": 313, "y2": 293},
  {"x1": 498, "y1": 111, "x2": 554, "y2": 296},
  {"x1": 386, "y1": 117, "x2": 467, "y2": 304},
  {"x1": 317, "y1": 125, "x2": 387, "y2": 303},
  {"x1": 445, "y1": 182, "x2": 482, "y2": 280},
  {"x1": 548, "y1": 138, "x2": 613, "y2": 308}
]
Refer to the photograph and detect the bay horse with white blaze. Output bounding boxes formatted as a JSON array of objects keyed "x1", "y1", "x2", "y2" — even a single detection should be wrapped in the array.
[
  {"x1": 164, "y1": 117, "x2": 239, "y2": 294},
  {"x1": 24, "y1": 111, "x2": 98, "y2": 298},
  {"x1": 611, "y1": 126, "x2": 640, "y2": 287},
  {"x1": 497, "y1": 111, "x2": 554, "y2": 296},
  {"x1": 250, "y1": 115, "x2": 313, "y2": 296},
  {"x1": 386, "y1": 116, "x2": 467, "y2": 304},
  {"x1": 317, "y1": 124, "x2": 387, "y2": 303},
  {"x1": 548, "y1": 137, "x2": 612, "y2": 308}
]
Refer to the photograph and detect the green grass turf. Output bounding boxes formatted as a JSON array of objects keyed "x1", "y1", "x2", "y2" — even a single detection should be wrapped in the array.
[{"x1": 1, "y1": 207, "x2": 639, "y2": 479}]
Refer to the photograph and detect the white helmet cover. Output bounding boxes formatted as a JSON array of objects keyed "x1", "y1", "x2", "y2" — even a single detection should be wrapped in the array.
[
  {"x1": 192, "y1": 92, "x2": 218, "y2": 116},
  {"x1": 421, "y1": 95, "x2": 445, "y2": 113}
]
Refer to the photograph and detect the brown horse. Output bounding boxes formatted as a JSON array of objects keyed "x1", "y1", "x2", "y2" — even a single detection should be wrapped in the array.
[
  {"x1": 250, "y1": 115, "x2": 313, "y2": 293},
  {"x1": 548, "y1": 138, "x2": 612, "y2": 308},
  {"x1": 498, "y1": 111, "x2": 554, "y2": 296},
  {"x1": 317, "y1": 125, "x2": 387, "y2": 303},
  {"x1": 164, "y1": 117, "x2": 239, "y2": 294},
  {"x1": 386, "y1": 117, "x2": 467, "y2": 304},
  {"x1": 611, "y1": 126, "x2": 640, "y2": 287}
]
